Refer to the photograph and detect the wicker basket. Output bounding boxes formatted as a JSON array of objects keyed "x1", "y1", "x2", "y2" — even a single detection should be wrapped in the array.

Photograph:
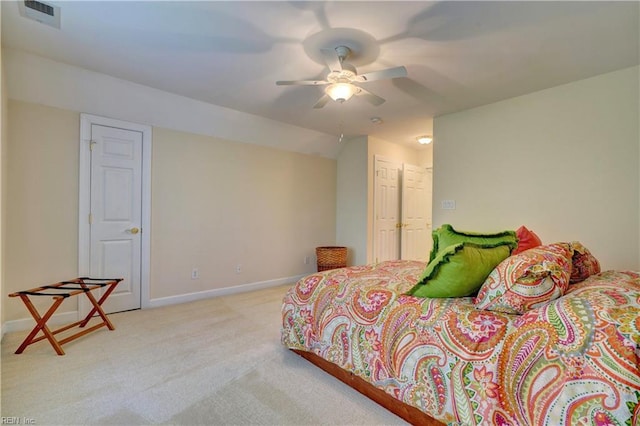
[{"x1": 316, "y1": 246, "x2": 347, "y2": 272}]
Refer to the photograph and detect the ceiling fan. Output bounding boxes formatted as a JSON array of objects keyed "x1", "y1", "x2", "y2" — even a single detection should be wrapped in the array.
[{"x1": 276, "y1": 45, "x2": 407, "y2": 109}]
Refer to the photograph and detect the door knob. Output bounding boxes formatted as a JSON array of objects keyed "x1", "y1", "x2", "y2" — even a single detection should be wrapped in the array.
[{"x1": 129, "y1": 227, "x2": 140, "y2": 234}]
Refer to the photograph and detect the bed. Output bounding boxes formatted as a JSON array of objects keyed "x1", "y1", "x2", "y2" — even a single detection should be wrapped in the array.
[{"x1": 281, "y1": 232, "x2": 640, "y2": 425}]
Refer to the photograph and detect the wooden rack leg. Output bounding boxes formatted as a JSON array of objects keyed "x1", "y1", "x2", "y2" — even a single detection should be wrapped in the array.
[
  {"x1": 15, "y1": 295, "x2": 66, "y2": 355},
  {"x1": 78, "y1": 282, "x2": 117, "y2": 329}
]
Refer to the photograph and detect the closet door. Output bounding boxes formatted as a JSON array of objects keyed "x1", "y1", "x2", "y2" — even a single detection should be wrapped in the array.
[
  {"x1": 373, "y1": 157, "x2": 432, "y2": 263},
  {"x1": 373, "y1": 157, "x2": 401, "y2": 263},
  {"x1": 401, "y1": 164, "x2": 432, "y2": 261}
]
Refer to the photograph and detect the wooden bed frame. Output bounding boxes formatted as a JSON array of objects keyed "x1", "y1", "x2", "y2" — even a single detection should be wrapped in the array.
[{"x1": 291, "y1": 349, "x2": 444, "y2": 425}]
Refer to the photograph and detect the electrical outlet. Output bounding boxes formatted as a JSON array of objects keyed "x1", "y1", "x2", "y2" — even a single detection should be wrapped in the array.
[
  {"x1": 191, "y1": 268, "x2": 199, "y2": 279},
  {"x1": 304, "y1": 256, "x2": 310, "y2": 264},
  {"x1": 236, "y1": 264, "x2": 242, "y2": 274}
]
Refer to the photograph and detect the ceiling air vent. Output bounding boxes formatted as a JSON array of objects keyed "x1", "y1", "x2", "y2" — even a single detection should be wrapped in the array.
[{"x1": 18, "y1": 0, "x2": 61, "y2": 29}]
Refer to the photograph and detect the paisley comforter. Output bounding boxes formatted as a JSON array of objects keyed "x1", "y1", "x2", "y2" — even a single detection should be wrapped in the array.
[{"x1": 280, "y1": 260, "x2": 640, "y2": 425}]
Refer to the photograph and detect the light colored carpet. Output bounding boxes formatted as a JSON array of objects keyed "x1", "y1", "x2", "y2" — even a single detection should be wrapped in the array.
[{"x1": 1, "y1": 284, "x2": 407, "y2": 425}]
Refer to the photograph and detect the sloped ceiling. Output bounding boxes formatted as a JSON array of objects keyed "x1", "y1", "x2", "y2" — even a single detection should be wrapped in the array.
[{"x1": 2, "y1": 1, "x2": 639, "y2": 152}]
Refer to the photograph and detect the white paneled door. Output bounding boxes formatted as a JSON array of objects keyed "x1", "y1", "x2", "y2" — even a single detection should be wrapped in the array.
[
  {"x1": 401, "y1": 164, "x2": 432, "y2": 261},
  {"x1": 89, "y1": 124, "x2": 143, "y2": 313},
  {"x1": 373, "y1": 156, "x2": 432, "y2": 263},
  {"x1": 77, "y1": 112, "x2": 155, "y2": 317},
  {"x1": 373, "y1": 157, "x2": 401, "y2": 263}
]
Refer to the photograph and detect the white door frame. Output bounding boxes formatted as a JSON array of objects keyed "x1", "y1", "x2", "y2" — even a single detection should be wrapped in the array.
[{"x1": 78, "y1": 113, "x2": 152, "y2": 313}]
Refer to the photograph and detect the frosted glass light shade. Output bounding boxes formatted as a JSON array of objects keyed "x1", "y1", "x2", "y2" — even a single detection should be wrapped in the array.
[{"x1": 326, "y1": 83, "x2": 356, "y2": 102}]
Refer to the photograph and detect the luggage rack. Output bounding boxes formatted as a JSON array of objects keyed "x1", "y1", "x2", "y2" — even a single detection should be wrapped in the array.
[{"x1": 8, "y1": 277, "x2": 123, "y2": 355}]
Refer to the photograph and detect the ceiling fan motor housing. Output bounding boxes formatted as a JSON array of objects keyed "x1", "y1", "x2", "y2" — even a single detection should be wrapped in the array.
[{"x1": 327, "y1": 64, "x2": 357, "y2": 83}]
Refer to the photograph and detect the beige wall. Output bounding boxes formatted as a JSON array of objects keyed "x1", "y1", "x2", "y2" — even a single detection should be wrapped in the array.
[
  {"x1": 151, "y1": 127, "x2": 336, "y2": 299},
  {"x1": 5, "y1": 101, "x2": 80, "y2": 321},
  {"x1": 433, "y1": 66, "x2": 640, "y2": 271},
  {"x1": 4, "y1": 100, "x2": 336, "y2": 322},
  {"x1": 336, "y1": 136, "x2": 368, "y2": 266}
]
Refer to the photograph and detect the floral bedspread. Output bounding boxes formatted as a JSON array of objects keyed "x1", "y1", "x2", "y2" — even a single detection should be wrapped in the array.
[{"x1": 280, "y1": 260, "x2": 640, "y2": 425}]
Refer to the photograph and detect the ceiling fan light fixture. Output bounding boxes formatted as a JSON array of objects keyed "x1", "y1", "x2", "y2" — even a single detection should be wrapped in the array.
[
  {"x1": 326, "y1": 83, "x2": 356, "y2": 102},
  {"x1": 417, "y1": 135, "x2": 433, "y2": 145}
]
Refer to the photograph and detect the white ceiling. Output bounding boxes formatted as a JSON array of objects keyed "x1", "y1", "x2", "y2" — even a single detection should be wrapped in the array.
[{"x1": 2, "y1": 1, "x2": 639, "y2": 150}]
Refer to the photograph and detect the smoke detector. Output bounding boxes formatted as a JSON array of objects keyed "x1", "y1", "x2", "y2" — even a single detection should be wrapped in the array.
[{"x1": 18, "y1": 0, "x2": 61, "y2": 29}]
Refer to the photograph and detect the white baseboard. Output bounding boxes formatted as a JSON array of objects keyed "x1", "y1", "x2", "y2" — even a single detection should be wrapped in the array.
[
  {"x1": 2, "y1": 311, "x2": 79, "y2": 334},
  {"x1": 148, "y1": 274, "x2": 304, "y2": 309},
  {"x1": 2, "y1": 275, "x2": 304, "y2": 334}
]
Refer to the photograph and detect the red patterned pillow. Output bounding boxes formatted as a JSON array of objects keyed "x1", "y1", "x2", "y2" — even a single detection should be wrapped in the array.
[
  {"x1": 474, "y1": 243, "x2": 573, "y2": 314},
  {"x1": 512, "y1": 225, "x2": 542, "y2": 255},
  {"x1": 568, "y1": 241, "x2": 601, "y2": 283}
]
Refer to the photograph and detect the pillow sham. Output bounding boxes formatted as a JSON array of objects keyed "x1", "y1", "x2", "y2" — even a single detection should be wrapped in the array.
[
  {"x1": 408, "y1": 242, "x2": 511, "y2": 298},
  {"x1": 568, "y1": 241, "x2": 601, "y2": 283},
  {"x1": 512, "y1": 225, "x2": 542, "y2": 255},
  {"x1": 428, "y1": 224, "x2": 517, "y2": 262},
  {"x1": 474, "y1": 243, "x2": 573, "y2": 314}
]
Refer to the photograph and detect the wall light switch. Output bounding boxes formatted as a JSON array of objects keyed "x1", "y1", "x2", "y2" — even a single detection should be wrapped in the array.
[
  {"x1": 191, "y1": 268, "x2": 199, "y2": 279},
  {"x1": 441, "y1": 200, "x2": 456, "y2": 210}
]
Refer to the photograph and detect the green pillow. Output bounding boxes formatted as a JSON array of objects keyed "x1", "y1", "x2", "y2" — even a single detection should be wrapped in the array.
[
  {"x1": 408, "y1": 242, "x2": 511, "y2": 298},
  {"x1": 429, "y1": 224, "x2": 517, "y2": 262}
]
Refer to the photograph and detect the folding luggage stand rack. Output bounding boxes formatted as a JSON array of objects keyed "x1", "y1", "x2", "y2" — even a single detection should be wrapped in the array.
[{"x1": 8, "y1": 277, "x2": 123, "y2": 355}]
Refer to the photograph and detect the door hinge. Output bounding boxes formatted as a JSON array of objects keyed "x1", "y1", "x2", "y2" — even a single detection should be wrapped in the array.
[{"x1": 88, "y1": 213, "x2": 93, "y2": 224}]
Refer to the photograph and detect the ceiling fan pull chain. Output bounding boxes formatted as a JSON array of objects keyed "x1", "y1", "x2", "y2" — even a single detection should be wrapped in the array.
[{"x1": 338, "y1": 103, "x2": 345, "y2": 143}]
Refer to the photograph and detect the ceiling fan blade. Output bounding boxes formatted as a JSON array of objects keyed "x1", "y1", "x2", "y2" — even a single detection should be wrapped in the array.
[
  {"x1": 276, "y1": 80, "x2": 328, "y2": 86},
  {"x1": 357, "y1": 66, "x2": 407, "y2": 82},
  {"x1": 354, "y1": 86, "x2": 385, "y2": 106},
  {"x1": 313, "y1": 94, "x2": 331, "y2": 109},
  {"x1": 320, "y1": 47, "x2": 342, "y2": 72}
]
